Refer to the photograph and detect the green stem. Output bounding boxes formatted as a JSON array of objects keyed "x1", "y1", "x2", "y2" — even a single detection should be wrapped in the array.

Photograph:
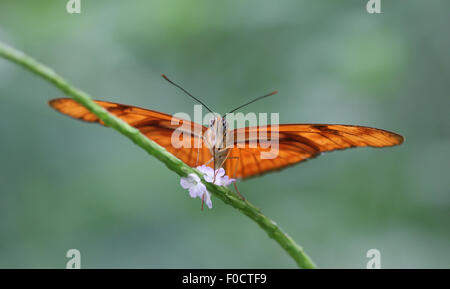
[{"x1": 0, "y1": 41, "x2": 317, "y2": 269}]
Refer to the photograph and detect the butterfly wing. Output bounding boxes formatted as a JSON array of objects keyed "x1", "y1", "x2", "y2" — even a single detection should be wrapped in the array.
[
  {"x1": 225, "y1": 124, "x2": 404, "y2": 179},
  {"x1": 49, "y1": 99, "x2": 404, "y2": 179},
  {"x1": 49, "y1": 98, "x2": 212, "y2": 167}
]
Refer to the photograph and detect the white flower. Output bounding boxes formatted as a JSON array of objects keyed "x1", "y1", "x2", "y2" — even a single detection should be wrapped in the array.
[
  {"x1": 180, "y1": 173, "x2": 212, "y2": 209},
  {"x1": 180, "y1": 173, "x2": 205, "y2": 198},
  {"x1": 222, "y1": 176, "x2": 235, "y2": 186},
  {"x1": 180, "y1": 165, "x2": 236, "y2": 209},
  {"x1": 197, "y1": 165, "x2": 236, "y2": 186}
]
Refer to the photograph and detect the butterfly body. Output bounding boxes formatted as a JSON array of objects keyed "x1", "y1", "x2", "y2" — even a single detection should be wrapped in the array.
[{"x1": 203, "y1": 115, "x2": 232, "y2": 170}]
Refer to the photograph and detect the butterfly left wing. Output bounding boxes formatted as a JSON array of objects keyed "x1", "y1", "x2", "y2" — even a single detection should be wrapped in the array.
[
  {"x1": 49, "y1": 98, "x2": 212, "y2": 167},
  {"x1": 225, "y1": 124, "x2": 404, "y2": 179}
]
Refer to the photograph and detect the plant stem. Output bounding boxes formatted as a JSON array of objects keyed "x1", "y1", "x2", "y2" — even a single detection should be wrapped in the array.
[{"x1": 0, "y1": 42, "x2": 317, "y2": 269}]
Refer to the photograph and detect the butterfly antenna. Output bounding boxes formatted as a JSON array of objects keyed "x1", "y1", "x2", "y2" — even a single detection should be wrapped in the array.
[
  {"x1": 161, "y1": 74, "x2": 214, "y2": 113},
  {"x1": 224, "y1": 90, "x2": 278, "y2": 117}
]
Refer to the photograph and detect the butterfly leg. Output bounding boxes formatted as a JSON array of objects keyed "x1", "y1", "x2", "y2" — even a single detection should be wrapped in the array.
[
  {"x1": 198, "y1": 158, "x2": 212, "y2": 211},
  {"x1": 195, "y1": 137, "x2": 201, "y2": 166},
  {"x1": 203, "y1": 158, "x2": 213, "y2": 165},
  {"x1": 201, "y1": 192, "x2": 205, "y2": 211},
  {"x1": 224, "y1": 156, "x2": 245, "y2": 200},
  {"x1": 212, "y1": 145, "x2": 217, "y2": 183}
]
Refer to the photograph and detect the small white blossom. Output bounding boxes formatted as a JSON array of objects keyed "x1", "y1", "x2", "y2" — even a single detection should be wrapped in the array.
[
  {"x1": 180, "y1": 173, "x2": 212, "y2": 209},
  {"x1": 180, "y1": 173, "x2": 205, "y2": 198},
  {"x1": 197, "y1": 165, "x2": 236, "y2": 186},
  {"x1": 218, "y1": 174, "x2": 235, "y2": 187},
  {"x1": 179, "y1": 165, "x2": 236, "y2": 209}
]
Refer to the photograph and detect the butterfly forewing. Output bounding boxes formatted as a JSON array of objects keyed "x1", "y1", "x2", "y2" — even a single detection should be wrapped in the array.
[{"x1": 49, "y1": 98, "x2": 212, "y2": 167}]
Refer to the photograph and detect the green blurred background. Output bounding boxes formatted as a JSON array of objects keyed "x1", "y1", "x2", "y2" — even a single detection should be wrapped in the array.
[{"x1": 0, "y1": 0, "x2": 449, "y2": 268}]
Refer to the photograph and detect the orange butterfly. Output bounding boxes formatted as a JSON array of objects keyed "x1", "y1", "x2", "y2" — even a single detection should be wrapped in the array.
[{"x1": 49, "y1": 75, "x2": 404, "y2": 190}]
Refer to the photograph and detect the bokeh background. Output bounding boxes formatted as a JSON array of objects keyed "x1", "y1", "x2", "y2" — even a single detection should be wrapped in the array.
[{"x1": 0, "y1": 0, "x2": 449, "y2": 268}]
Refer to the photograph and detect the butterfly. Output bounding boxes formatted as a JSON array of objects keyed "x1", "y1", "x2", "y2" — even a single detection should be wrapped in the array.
[{"x1": 49, "y1": 75, "x2": 404, "y2": 190}]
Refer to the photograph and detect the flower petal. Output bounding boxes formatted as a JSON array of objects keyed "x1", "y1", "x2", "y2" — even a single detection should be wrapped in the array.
[
  {"x1": 199, "y1": 166, "x2": 215, "y2": 183},
  {"x1": 216, "y1": 168, "x2": 225, "y2": 177},
  {"x1": 204, "y1": 174, "x2": 213, "y2": 183},
  {"x1": 180, "y1": 177, "x2": 193, "y2": 189},
  {"x1": 220, "y1": 175, "x2": 236, "y2": 186},
  {"x1": 190, "y1": 182, "x2": 206, "y2": 198},
  {"x1": 190, "y1": 173, "x2": 201, "y2": 183},
  {"x1": 197, "y1": 165, "x2": 213, "y2": 175},
  {"x1": 204, "y1": 191, "x2": 213, "y2": 209}
]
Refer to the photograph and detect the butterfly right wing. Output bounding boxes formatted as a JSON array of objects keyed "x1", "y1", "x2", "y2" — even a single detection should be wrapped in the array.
[
  {"x1": 225, "y1": 124, "x2": 404, "y2": 179},
  {"x1": 49, "y1": 98, "x2": 212, "y2": 167}
]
